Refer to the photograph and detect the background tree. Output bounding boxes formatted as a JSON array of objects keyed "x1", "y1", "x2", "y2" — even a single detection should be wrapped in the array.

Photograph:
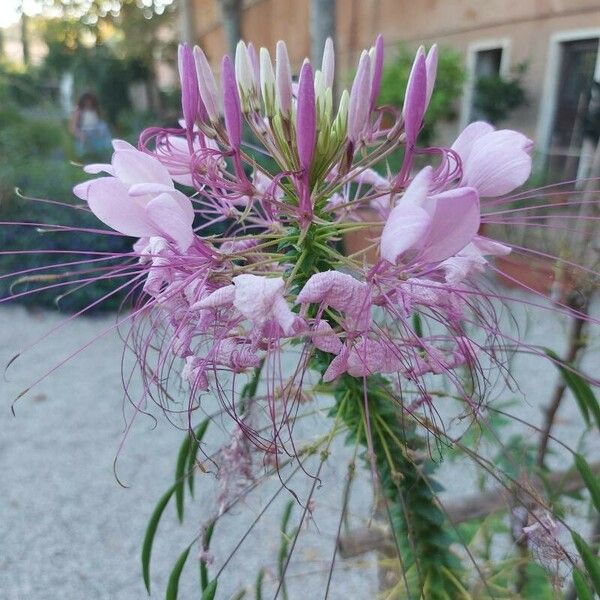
[
  {"x1": 218, "y1": 0, "x2": 242, "y2": 58},
  {"x1": 310, "y1": 0, "x2": 336, "y2": 67}
]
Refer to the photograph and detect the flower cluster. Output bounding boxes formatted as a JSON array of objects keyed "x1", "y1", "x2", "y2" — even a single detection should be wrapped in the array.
[{"x1": 64, "y1": 37, "x2": 544, "y2": 445}]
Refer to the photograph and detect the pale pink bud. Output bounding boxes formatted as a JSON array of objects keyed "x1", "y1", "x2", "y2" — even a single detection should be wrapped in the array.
[
  {"x1": 347, "y1": 51, "x2": 372, "y2": 143},
  {"x1": 246, "y1": 42, "x2": 261, "y2": 91},
  {"x1": 369, "y1": 34, "x2": 384, "y2": 110},
  {"x1": 235, "y1": 40, "x2": 254, "y2": 108},
  {"x1": 193, "y1": 46, "x2": 219, "y2": 122},
  {"x1": 260, "y1": 47, "x2": 276, "y2": 116},
  {"x1": 425, "y1": 44, "x2": 438, "y2": 109},
  {"x1": 275, "y1": 40, "x2": 293, "y2": 117},
  {"x1": 321, "y1": 37, "x2": 335, "y2": 90}
]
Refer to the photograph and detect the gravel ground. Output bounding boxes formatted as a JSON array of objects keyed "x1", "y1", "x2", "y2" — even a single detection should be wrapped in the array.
[{"x1": 0, "y1": 289, "x2": 598, "y2": 600}]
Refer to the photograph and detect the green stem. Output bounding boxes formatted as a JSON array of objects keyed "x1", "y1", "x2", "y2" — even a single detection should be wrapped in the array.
[
  {"x1": 292, "y1": 222, "x2": 465, "y2": 598},
  {"x1": 331, "y1": 373, "x2": 465, "y2": 599}
]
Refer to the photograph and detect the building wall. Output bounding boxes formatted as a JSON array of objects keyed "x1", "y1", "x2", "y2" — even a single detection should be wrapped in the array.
[{"x1": 191, "y1": 0, "x2": 600, "y2": 147}]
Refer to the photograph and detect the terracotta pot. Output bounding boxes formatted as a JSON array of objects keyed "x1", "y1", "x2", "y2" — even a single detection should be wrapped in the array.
[
  {"x1": 494, "y1": 253, "x2": 575, "y2": 297},
  {"x1": 342, "y1": 209, "x2": 383, "y2": 264}
]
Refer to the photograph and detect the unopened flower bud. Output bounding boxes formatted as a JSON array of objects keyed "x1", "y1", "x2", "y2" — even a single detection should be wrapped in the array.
[
  {"x1": 260, "y1": 47, "x2": 276, "y2": 117},
  {"x1": 425, "y1": 43, "x2": 438, "y2": 109},
  {"x1": 296, "y1": 61, "x2": 316, "y2": 172},
  {"x1": 178, "y1": 44, "x2": 201, "y2": 131},
  {"x1": 321, "y1": 37, "x2": 335, "y2": 91},
  {"x1": 222, "y1": 55, "x2": 242, "y2": 149},
  {"x1": 403, "y1": 46, "x2": 427, "y2": 147},
  {"x1": 369, "y1": 34, "x2": 384, "y2": 110},
  {"x1": 194, "y1": 46, "x2": 220, "y2": 122},
  {"x1": 347, "y1": 51, "x2": 371, "y2": 143},
  {"x1": 275, "y1": 40, "x2": 293, "y2": 118}
]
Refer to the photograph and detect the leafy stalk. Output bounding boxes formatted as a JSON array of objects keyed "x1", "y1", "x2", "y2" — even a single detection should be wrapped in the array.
[{"x1": 330, "y1": 374, "x2": 464, "y2": 599}]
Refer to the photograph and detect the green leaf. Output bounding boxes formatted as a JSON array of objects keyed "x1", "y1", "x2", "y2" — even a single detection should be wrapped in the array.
[
  {"x1": 572, "y1": 531, "x2": 600, "y2": 595},
  {"x1": 187, "y1": 419, "x2": 210, "y2": 496},
  {"x1": 231, "y1": 591, "x2": 246, "y2": 600},
  {"x1": 575, "y1": 453, "x2": 600, "y2": 512},
  {"x1": 573, "y1": 568, "x2": 594, "y2": 600},
  {"x1": 141, "y1": 483, "x2": 177, "y2": 594},
  {"x1": 175, "y1": 434, "x2": 193, "y2": 523},
  {"x1": 166, "y1": 545, "x2": 192, "y2": 600},
  {"x1": 200, "y1": 520, "x2": 216, "y2": 591},
  {"x1": 278, "y1": 501, "x2": 295, "y2": 600},
  {"x1": 255, "y1": 568, "x2": 265, "y2": 600},
  {"x1": 412, "y1": 312, "x2": 423, "y2": 337},
  {"x1": 545, "y1": 349, "x2": 598, "y2": 427},
  {"x1": 201, "y1": 579, "x2": 218, "y2": 600}
]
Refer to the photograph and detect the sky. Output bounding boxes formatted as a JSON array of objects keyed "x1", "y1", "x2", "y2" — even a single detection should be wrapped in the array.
[
  {"x1": 0, "y1": 1, "x2": 44, "y2": 28},
  {"x1": 0, "y1": 0, "x2": 174, "y2": 28}
]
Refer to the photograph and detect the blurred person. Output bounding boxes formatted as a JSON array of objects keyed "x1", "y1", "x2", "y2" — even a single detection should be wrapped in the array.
[{"x1": 69, "y1": 92, "x2": 112, "y2": 157}]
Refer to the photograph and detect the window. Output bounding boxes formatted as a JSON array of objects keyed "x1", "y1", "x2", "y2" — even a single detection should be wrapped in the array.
[
  {"x1": 460, "y1": 40, "x2": 509, "y2": 130},
  {"x1": 469, "y1": 48, "x2": 504, "y2": 122},
  {"x1": 547, "y1": 38, "x2": 599, "y2": 181}
]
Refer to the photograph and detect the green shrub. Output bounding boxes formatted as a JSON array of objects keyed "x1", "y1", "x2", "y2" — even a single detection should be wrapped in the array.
[
  {"x1": 473, "y1": 63, "x2": 528, "y2": 124},
  {"x1": 379, "y1": 45, "x2": 465, "y2": 146}
]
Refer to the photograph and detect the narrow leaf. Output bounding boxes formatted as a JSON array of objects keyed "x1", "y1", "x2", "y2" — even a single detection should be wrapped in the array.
[
  {"x1": 201, "y1": 579, "x2": 218, "y2": 600},
  {"x1": 575, "y1": 454, "x2": 600, "y2": 512},
  {"x1": 141, "y1": 483, "x2": 177, "y2": 594},
  {"x1": 175, "y1": 434, "x2": 193, "y2": 522},
  {"x1": 255, "y1": 568, "x2": 265, "y2": 600},
  {"x1": 573, "y1": 568, "x2": 594, "y2": 600},
  {"x1": 545, "y1": 349, "x2": 596, "y2": 426},
  {"x1": 201, "y1": 519, "x2": 216, "y2": 590},
  {"x1": 187, "y1": 419, "x2": 210, "y2": 496},
  {"x1": 572, "y1": 531, "x2": 600, "y2": 595},
  {"x1": 166, "y1": 545, "x2": 192, "y2": 600},
  {"x1": 412, "y1": 312, "x2": 423, "y2": 337}
]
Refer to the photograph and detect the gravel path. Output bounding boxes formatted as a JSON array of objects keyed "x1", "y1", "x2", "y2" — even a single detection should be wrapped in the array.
[{"x1": 0, "y1": 291, "x2": 598, "y2": 599}]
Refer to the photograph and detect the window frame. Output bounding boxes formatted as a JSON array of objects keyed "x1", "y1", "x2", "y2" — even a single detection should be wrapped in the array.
[
  {"x1": 459, "y1": 38, "x2": 512, "y2": 131},
  {"x1": 536, "y1": 28, "x2": 600, "y2": 170}
]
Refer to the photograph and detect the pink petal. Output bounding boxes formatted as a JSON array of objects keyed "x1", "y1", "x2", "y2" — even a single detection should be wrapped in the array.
[
  {"x1": 419, "y1": 186, "x2": 480, "y2": 263},
  {"x1": 380, "y1": 202, "x2": 431, "y2": 264},
  {"x1": 112, "y1": 139, "x2": 136, "y2": 151},
  {"x1": 463, "y1": 130, "x2": 532, "y2": 196},
  {"x1": 451, "y1": 121, "x2": 495, "y2": 165},
  {"x1": 145, "y1": 192, "x2": 195, "y2": 251},
  {"x1": 272, "y1": 295, "x2": 297, "y2": 336},
  {"x1": 347, "y1": 338, "x2": 400, "y2": 377},
  {"x1": 191, "y1": 285, "x2": 235, "y2": 310},
  {"x1": 84, "y1": 177, "x2": 155, "y2": 237},
  {"x1": 323, "y1": 347, "x2": 349, "y2": 382},
  {"x1": 83, "y1": 163, "x2": 115, "y2": 175},
  {"x1": 297, "y1": 271, "x2": 364, "y2": 313},
  {"x1": 73, "y1": 178, "x2": 98, "y2": 200},
  {"x1": 472, "y1": 235, "x2": 511, "y2": 256},
  {"x1": 112, "y1": 149, "x2": 172, "y2": 187},
  {"x1": 232, "y1": 275, "x2": 287, "y2": 327},
  {"x1": 128, "y1": 182, "x2": 175, "y2": 196},
  {"x1": 311, "y1": 321, "x2": 343, "y2": 354},
  {"x1": 380, "y1": 168, "x2": 433, "y2": 262}
]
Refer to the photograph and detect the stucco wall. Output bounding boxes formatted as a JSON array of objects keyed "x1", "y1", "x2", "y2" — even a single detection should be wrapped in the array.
[{"x1": 191, "y1": 0, "x2": 600, "y2": 147}]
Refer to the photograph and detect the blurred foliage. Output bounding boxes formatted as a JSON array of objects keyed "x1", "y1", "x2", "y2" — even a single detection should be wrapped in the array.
[
  {"x1": 473, "y1": 63, "x2": 528, "y2": 124},
  {"x1": 0, "y1": 0, "x2": 180, "y2": 312},
  {"x1": 0, "y1": 86, "x2": 132, "y2": 312},
  {"x1": 379, "y1": 44, "x2": 465, "y2": 146}
]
